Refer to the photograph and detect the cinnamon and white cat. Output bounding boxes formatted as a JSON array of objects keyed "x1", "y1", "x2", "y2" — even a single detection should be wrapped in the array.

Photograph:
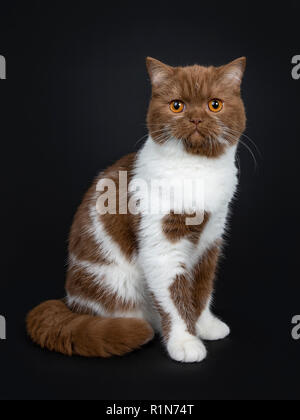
[{"x1": 27, "y1": 57, "x2": 246, "y2": 363}]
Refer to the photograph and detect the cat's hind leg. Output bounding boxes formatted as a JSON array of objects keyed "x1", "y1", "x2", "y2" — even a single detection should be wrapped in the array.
[{"x1": 64, "y1": 253, "x2": 155, "y2": 357}]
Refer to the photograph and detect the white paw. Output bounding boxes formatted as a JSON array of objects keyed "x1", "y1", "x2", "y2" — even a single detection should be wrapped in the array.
[
  {"x1": 196, "y1": 315, "x2": 230, "y2": 341},
  {"x1": 167, "y1": 335, "x2": 207, "y2": 363}
]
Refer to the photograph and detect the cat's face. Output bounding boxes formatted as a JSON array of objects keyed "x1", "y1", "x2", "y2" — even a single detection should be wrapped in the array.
[{"x1": 146, "y1": 58, "x2": 246, "y2": 158}]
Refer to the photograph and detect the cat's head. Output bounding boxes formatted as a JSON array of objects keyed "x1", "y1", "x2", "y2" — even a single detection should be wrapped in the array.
[{"x1": 146, "y1": 57, "x2": 246, "y2": 158}]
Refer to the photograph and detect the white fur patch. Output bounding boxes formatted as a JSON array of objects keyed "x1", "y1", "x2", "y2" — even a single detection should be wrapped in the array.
[
  {"x1": 66, "y1": 294, "x2": 145, "y2": 319},
  {"x1": 89, "y1": 203, "x2": 136, "y2": 266},
  {"x1": 69, "y1": 253, "x2": 142, "y2": 305},
  {"x1": 68, "y1": 253, "x2": 160, "y2": 329}
]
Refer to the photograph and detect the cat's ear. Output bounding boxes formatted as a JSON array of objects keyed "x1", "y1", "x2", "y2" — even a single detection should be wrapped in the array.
[
  {"x1": 146, "y1": 57, "x2": 174, "y2": 87},
  {"x1": 218, "y1": 57, "x2": 246, "y2": 90}
]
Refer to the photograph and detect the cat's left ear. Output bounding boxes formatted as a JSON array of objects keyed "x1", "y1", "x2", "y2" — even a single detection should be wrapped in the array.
[{"x1": 218, "y1": 57, "x2": 246, "y2": 90}]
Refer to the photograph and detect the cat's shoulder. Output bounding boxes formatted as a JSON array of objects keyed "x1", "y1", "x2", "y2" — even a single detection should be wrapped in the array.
[{"x1": 94, "y1": 153, "x2": 137, "y2": 185}]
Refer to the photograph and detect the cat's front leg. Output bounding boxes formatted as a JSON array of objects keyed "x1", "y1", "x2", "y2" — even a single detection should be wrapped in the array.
[
  {"x1": 193, "y1": 243, "x2": 230, "y2": 341},
  {"x1": 139, "y1": 216, "x2": 207, "y2": 363},
  {"x1": 149, "y1": 268, "x2": 207, "y2": 363}
]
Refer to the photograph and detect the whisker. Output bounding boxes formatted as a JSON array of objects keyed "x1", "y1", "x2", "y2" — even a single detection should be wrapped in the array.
[
  {"x1": 223, "y1": 131, "x2": 258, "y2": 171},
  {"x1": 238, "y1": 140, "x2": 258, "y2": 170},
  {"x1": 223, "y1": 126, "x2": 262, "y2": 158},
  {"x1": 134, "y1": 128, "x2": 170, "y2": 147},
  {"x1": 224, "y1": 132, "x2": 257, "y2": 170},
  {"x1": 216, "y1": 118, "x2": 261, "y2": 157},
  {"x1": 214, "y1": 118, "x2": 259, "y2": 170},
  {"x1": 134, "y1": 133, "x2": 150, "y2": 147}
]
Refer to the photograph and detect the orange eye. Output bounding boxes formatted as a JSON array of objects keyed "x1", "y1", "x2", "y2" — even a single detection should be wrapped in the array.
[
  {"x1": 208, "y1": 99, "x2": 224, "y2": 113},
  {"x1": 170, "y1": 100, "x2": 185, "y2": 113}
]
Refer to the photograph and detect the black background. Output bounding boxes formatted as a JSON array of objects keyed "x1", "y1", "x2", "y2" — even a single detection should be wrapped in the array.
[{"x1": 1, "y1": 0, "x2": 300, "y2": 401}]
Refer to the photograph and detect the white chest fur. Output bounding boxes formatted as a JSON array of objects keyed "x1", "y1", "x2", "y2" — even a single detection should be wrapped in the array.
[{"x1": 133, "y1": 137, "x2": 238, "y2": 215}]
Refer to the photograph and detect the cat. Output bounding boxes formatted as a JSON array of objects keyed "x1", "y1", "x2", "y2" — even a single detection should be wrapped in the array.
[{"x1": 27, "y1": 57, "x2": 246, "y2": 363}]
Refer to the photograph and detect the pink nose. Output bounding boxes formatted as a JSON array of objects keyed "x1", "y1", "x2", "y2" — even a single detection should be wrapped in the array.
[{"x1": 190, "y1": 118, "x2": 202, "y2": 125}]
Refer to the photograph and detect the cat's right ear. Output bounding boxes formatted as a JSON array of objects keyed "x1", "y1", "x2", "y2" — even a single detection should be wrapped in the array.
[{"x1": 146, "y1": 57, "x2": 174, "y2": 87}]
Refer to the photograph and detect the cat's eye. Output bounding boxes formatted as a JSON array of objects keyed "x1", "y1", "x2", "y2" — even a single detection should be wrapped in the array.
[
  {"x1": 208, "y1": 99, "x2": 224, "y2": 113},
  {"x1": 170, "y1": 100, "x2": 185, "y2": 113}
]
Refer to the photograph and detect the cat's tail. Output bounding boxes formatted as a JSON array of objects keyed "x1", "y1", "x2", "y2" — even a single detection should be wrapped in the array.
[{"x1": 26, "y1": 300, "x2": 154, "y2": 358}]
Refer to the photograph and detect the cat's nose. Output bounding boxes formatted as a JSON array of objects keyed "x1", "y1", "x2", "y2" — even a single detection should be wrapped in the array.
[{"x1": 190, "y1": 118, "x2": 202, "y2": 125}]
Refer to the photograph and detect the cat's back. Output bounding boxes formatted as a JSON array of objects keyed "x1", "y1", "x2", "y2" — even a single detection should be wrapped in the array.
[{"x1": 68, "y1": 153, "x2": 140, "y2": 264}]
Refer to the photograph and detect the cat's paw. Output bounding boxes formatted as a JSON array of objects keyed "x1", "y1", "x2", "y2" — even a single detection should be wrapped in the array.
[
  {"x1": 167, "y1": 334, "x2": 207, "y2": 363},
  {"x1": 196, "y1": 315, "x2": 230, "y2": 341}
]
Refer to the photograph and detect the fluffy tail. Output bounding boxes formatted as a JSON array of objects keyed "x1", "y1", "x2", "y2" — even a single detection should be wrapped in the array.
[{"x1": 26, "y1": 300, "x2": 154, "y2": 358}]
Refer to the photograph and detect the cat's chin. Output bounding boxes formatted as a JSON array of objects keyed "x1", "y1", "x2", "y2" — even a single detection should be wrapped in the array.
[
  {"x1": 188, "y1": 131, "x2": 204, "y2": 143},
  {"x1": 182, "y1": 131, "x2": 207, "y2": 148}
]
